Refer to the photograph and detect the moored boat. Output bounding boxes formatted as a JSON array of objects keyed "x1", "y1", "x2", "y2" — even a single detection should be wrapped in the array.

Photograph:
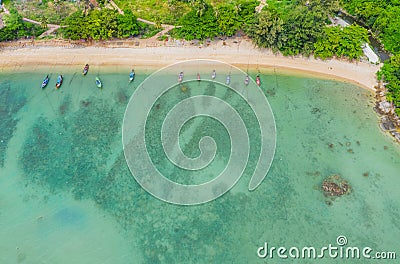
[
  {"x1": 256, "y1": 75, "x2": 261, "y2": 86},
  {"x1": 226, "y1": 74, "x2": 231, "y2": 85},
  {"x1": 96, "y1": 77, "x2": 102, "y2": 88},
  {"x1": 83, "y1": 64, "x2": 89, "y2": 75},
  {"x1": 55, "y1": 75, "x2": 63, "y2": 89},
  {"x1": 178, "y1": 71, "x2": 184, "y2": 83},
  {"x1": 244, "y1": 75, "x2": 249, "y2": 86},
  {"x1": 211, "y1": 69, "x2": 216, "y2": 80},
  {"x1": 41, "y1": 75, "x2": 49, "y2": 89},
  {"x1": 129, "y1": 69, "x2": 135, "y2": 82}
]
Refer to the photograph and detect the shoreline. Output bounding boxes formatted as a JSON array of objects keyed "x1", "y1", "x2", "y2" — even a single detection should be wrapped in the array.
[{"x1": 0, "y1": 39, "x2": 380, "y2": 90}]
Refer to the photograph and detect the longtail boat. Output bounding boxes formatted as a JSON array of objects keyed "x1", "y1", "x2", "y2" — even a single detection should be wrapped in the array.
[
  {"x1": 244, "y1": 75, "x2": 249, "y2": 86},
  {"x1": 41, "y1": 75, "x2": 49, "y2": 89},
  {"x1": 83, "y1": 64, "x2": 89, "y2": 75},
  {"x1": 256, "y1": 75, "x2": 261, "y2": 86},
  {"x1": 178, "y1": 71, "x2": 184, "y2": 83},
  {"x1": 226, "y1": 74, "x2": 231, "y2": 85},
  {"x1": 55, "y1": 75, "x2": 63, "y2": 89},
  {"x1": 96, "y1": 77, "x2": 102, "y2": 88},
  {"x1": 129, "y1": 69, "x2": 135, "y2": 82}
]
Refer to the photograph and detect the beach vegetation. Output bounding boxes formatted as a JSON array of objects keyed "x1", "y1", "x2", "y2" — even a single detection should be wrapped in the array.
[
  {"x1": 249, "y1": 9, "x2": 284, "y2": 52},
  {"x1": 215, "y1": 2, "x2": 241, "y2": 37},
  {"x1": 314, "y1": 25, "x2": 368, "y2": 60},
  {"x1": 341, "y1": 0, "x2": 400, "y2": 54},
  {"x1": 172, "y1": 0, "x2": 258, "y2": 40},
  {"x1": 61, "y1": 8, "x2": 140, "y2": 40},
  {"x1": 342, "y1": 0, "x2": 400, "y2": 116},
  {"x1": 7, "y1": 0, "x2": 78, "y2": 24},
  {"x1": 171, "y1": 2, "x2": 218, "y2": 40},
  {"x1": 0, "y1": 8, "x2": 45, "y2": 41},
  {"x1": 139, "y1": 22, "x2": 162, "y2": 39},
  {"x1": 379, "y1": 54, "x2": 400, "y2": 115},
  {"x1": 250, "y1": 2, "x2": 327, "y2": 56},
  {"x1": 114, "y1": 0, "x2": 191, "y2": 24}
]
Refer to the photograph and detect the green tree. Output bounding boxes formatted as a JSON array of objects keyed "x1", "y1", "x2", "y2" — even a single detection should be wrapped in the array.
[
  {"x1": 314, "y1": 25, "x2": 368, "y2": 60},
  {"x1": 280, "y1": 5, "x2": 326, "y2": 56},
  {"x1": 3, "y1": 9, "x2": 24, "y2": 34},
  {"x1": 189, "y1": 0, "x2": 207, "y2": 17},
  {"x1": 40, "y1": 16, "x2": 48, "y2": 30},
  {"x1": 173, "y1": 3, "x2": 217, "y2": 40},
  {"x1": 215, "y1": 3, "x2": 240, "y2": 37},
  {"x1": 117, "y1": 9, "x2": 139, "y2": 38},
  {"x1": 62, "y1": 11, "x2": 86, "y2": 40},
  {"x1": 0, "y1": 9, "x2": 44, "y2": 41},
  {"x1": 236, "y1": 0, "x2": 258, "y2": 31},
  {"x1": 380, "y1": 54, "x2": 400, "y2": 113},
  {"x1": 250, "y1": 9, "x2": 284, "y2": 51}
]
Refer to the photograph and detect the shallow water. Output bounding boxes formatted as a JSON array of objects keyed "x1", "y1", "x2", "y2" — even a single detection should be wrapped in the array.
[{"x1": 0, "y1": 65, "x2": 399, "y2": 263}]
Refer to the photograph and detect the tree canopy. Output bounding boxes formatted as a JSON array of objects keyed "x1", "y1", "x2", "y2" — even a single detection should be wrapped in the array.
[
  {"x1": 314, "y1": 25, "x2": 369, "y2": 60},
  {"x1": 61, "y1": 9, "x2": 139, "y2": 40},
  {"x1": 172, "y1": 2, "x2": 218, "y2": 40},
  {"x1": 342, "y1": 0, "x2": 400, "y2": 114},
  {"x1": 340, "y1": 0, "x2": 400, "y2": 54},
  {"x1": 172, "y1": 0, "x2": 258, "y2": 40},
  {"x1": 250, "y1": 2, "x2": 335, "y2": 57},
  {"x1": 379, "y1": 54, "x2": 400, "y2": 115},
  {"x1": 0, "y1": 9, "x2": 45, "y2": 41}
]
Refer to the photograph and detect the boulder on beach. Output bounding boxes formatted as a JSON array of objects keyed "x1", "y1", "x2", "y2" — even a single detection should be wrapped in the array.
[{"x1": 378, "y1": 101, "x2": 392, "y2": 114}]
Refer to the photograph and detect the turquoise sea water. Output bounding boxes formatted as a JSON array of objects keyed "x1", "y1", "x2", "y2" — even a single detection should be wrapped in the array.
[{"x1": 0, "y1": 65, "x2": 399, "y2": 263}]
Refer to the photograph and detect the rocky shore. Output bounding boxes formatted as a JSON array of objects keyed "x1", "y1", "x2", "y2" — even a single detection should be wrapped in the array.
[{"x1": 374, "y1": 82, "x2": 400, "y2": 142}]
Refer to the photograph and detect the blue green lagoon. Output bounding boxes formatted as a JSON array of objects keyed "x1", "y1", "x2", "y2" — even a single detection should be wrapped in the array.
[{"x1": 0, "y1": 64, "x2": 399, "y2": 263}]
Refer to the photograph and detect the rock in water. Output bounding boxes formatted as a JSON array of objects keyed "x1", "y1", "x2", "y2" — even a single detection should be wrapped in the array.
[{"x1": 321, "y1": 174, "x2": 351, "y2": 197}]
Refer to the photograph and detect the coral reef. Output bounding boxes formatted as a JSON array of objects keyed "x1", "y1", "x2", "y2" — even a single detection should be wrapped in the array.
[
  {"x1": 20, "y1": 97, "x2": 120, "y2": 198},
  {"x1": 0, "y1": 82, "x2": 26, "y2": 167},
  {"x1": 322, "y1": 174, "x2": 352, "y2": 197}
]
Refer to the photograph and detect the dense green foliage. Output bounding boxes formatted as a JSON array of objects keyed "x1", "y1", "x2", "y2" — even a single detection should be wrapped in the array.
[
  {"x1": 172, "y1": 0, "x2": 258, "y2": 40},
  {"x1": 379, "y1": 54, "x2": 400, "y2": 115},
  {"x1": 342, "y1": 0, "x2": 400, "y2": 114},
  {"x1": 341, "y1": 0, "x2": 400, "y2": 54},
  {"x1": 0, "y1": 9, "x2": 45, "y2": 41},
  {"x1": 278, "y1": 5, "x2": 326, "y2": 56},
  {"x1": 250, "y1": 1, "x2": 342, "y2": 57},
  {"x1": 61, "y1": 9, "x2": 139, "y2": 40},
  {"x1": 314, "y1": 25, "x2": 369, "y2": 60},
  {"x1": 172, "y1": 2, "x2": 217, "y2": 40}
]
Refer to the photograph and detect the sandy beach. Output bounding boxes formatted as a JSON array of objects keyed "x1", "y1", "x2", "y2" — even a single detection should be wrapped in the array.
[{"x1": 0, "y1": 39, "x2": 380, "y2": 90}]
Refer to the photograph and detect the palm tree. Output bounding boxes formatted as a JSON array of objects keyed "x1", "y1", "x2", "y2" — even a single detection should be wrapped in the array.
[
  {"x1": 233, "y1": 3, "x2": 241, "y2": 15},
  {"x1": 190, "y1": 0, "x2": 207, "y2": 17},
  {"x1": 40, "y1": 16, "x2": 48, "y2": 29},
  {"x1": 154, "y1": 16, "x2": 162, "y2": 29}
]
